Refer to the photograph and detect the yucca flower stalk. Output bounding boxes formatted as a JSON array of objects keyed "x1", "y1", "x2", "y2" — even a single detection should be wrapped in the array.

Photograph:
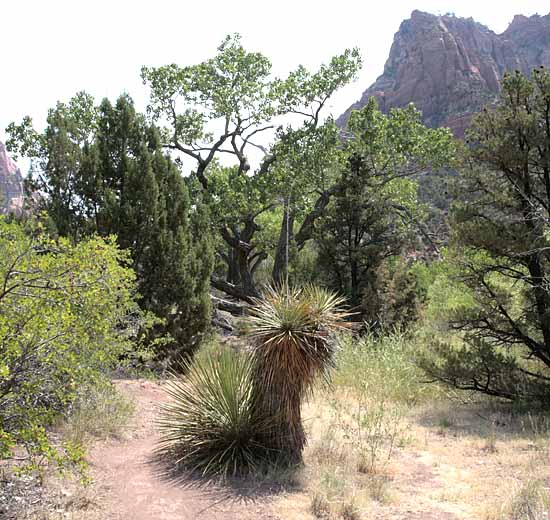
[
  {"x1": 248, "y1": 284, "x2": 349, "y2": 463},
  {"x1": 156, "y1": 348, "x2": 274, "y2": 476}
]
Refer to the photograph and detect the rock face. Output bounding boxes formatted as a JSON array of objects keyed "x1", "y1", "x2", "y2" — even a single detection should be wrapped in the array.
[
  {"x1": 0, "y1": 142, "x2": 25, "y2": 214},
  {"x1": 338, "y1": 10, "x2": 550, "y2": 136}
]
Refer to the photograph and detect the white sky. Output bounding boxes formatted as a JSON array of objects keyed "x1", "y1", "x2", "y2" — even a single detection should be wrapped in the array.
[{"x1": 1, "y1": 0, "x2": 548, "y2": 171}]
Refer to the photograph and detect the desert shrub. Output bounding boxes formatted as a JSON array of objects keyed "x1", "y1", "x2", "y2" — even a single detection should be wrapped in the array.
[
  {"x1": 158, "y1": 285, "x2": 348, "y2": 475},
  {"x1": 304, "y1": 330, "x2": 438, "y2": 518},
  {"x1": 416, "y1": 253, "x2": 550, "y2": 404},
  {"x1": 345, "y1": 399, "x2": 404, "y2": 475},
  {"x1": 310, "y1": 490, "x2": 331, "y2": 518},
  {"x1": 248, "y1": 285, "x2": 349, "y2": 464},
  {"x1": 334, "y1": 332, "x2": 441, "y2": 405},
  {"x1": 156, "y1": 347, "x2": 272, "y2": 476},
  {"x1": 320, "y1": 379, "x2": 405, "y2": 494},
  {"x1": 418, "y1": 337, "x2": 550, "y2": 403},
  {"x1": 0, "y1": 217, "x2": 147, "y2": 471},
  {"x1": 340, "y1": 498, "x2": 362, "y2": 520}
]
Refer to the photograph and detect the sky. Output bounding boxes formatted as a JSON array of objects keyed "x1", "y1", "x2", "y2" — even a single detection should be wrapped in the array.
[{"x1": 1, "y1": 0, "x2": 548, "y2": 170}]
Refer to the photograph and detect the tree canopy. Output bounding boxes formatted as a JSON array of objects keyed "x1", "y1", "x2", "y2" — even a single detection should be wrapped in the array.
[
  {"x1": 315, "y1": 98, "x2": 455, "y2": 314},
  {"x1": 7, "y1": 94, "x2": 213, "y2": 357},
  {"x1": 420, "y1": 68, "x2": 550, "y2": 402},
  {"x1": 142, "y1": 34, "x2": 362, "y2": 298}
]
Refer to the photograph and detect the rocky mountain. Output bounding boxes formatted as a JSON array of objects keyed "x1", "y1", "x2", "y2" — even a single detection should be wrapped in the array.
[
  {"x1": 0, "y1": 141, "x2": 25, "y2": 214},
  {"x1": 338, "y1": 10, "x2": 550, "y2": 136}
]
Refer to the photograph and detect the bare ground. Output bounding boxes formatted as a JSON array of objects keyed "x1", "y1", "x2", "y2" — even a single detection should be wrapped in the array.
[
  {"x1": 273, "y1": 397, "x2": 550, "y2": 520},
  {"x1": 10, "y1": 379, "x2": 547, "y2": 520},
  {"x1": 84, "y1": 379, "x2": 281, "y2": 520}
]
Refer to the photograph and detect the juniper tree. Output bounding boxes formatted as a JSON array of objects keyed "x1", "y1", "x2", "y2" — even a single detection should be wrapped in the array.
[
  {"x1": 315, "y1": 98, "x2": 454, "y2": 316},
  {"x1": 7, "y1": 94, "x2": 213, "y2": 357},
  {"x1": 420, "y1": 68, "x2": 550, "y2": 402}
]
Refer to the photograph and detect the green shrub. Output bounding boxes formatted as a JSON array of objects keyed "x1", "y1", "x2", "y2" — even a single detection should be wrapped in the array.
[
  {"x1": 418, "y1": 338, "x2": 550, "y2": 404},
  {"x1": 0, "y1": 217, "x2": 147, "y2": 471},
  {"x1": 156, "y1": 347, "x2": 272, "y2": 476},
  {"x1": 360, "y1": 258, "x2": 421, "y2": 331},
  {"x1": 333, "y1": 332, "x2": 441, "y2": 405}
]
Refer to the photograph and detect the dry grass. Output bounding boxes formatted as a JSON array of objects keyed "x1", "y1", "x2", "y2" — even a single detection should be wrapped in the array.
[
  {"x1": 61, "y1": 382, "x2": 135, "y2": 445},
  {"x1": 1, "y1": 455, "x2": 112, "y2": 520},
  {"x1": 484, "y1": 477, "x2": 550, "y2": 520},
  {"x1": 272, "y1": 333, "x2": 550, "y2": 520},
  {"x1": 6, "y1": 331, "x2": 549, "y2": 520}
]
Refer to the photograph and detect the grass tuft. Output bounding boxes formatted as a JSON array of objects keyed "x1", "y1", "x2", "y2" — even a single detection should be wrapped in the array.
[
  {"x1": 310, "y1": 491, "x2": 331, "y2": 518},
  {"x1": 62, "y1": 382, "x2": 135, "y2": 444},
  {"x1": 334, "y1": 331, "x2": 442, "y2": 405},
  {"x1": 492, "y1": 479, "x2": 550, "y2": 520}
]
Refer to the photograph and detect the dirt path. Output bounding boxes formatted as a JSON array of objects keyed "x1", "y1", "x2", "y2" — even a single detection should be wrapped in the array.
[{"x1": 88, "y1": 379, "x2": 279, "y2": 520}]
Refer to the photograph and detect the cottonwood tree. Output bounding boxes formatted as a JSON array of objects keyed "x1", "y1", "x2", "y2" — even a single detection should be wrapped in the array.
[
  {"x1": 267, "y1": 121, "x2": 343, "y2": 284},
  {"x1": 141, "y1": 34, "x2": 361, "y2": 298},
  {"x1": 420, "y1": 68, "x2": 550, "y2": 402}
]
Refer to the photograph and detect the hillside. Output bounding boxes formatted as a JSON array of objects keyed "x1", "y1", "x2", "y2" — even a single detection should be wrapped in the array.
[{"x1": 338, "y1": 10, "x2": 550, "y2": 136}]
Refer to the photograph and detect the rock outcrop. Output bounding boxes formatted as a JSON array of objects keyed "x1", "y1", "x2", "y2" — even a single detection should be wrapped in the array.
[
  {"x1": 338, "y1": 10, "x2": 550, "y2": 136},
  {"x1": 0, "y1": 142, "x2": 25, "y2": 214}
]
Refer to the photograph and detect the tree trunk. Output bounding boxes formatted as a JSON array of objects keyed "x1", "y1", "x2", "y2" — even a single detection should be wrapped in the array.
[
  {"x1": 272, "y1": 199, "x2": 295, "y2": 285},
  {"x1": 219, "y1": 216, "x2": 263, "y2": 300},
  {"x1": 237, "y1": 246, "x2": 261, "y2": 298},
  {"x1": 252, "y1": 359, "x2": 306, "y2": 465},
  {"x1": 211, "y1": 277, "x2": 256, "y2": 303},
  {"x1": 294, "y1": 184, "x2": 340, "y2": 249},
  {"x1": 350, "y1": 258, "x2": 359, "y2": 306},
  {"x1": 211, "y1": 295, "x2": 247, "y2": 315},
  {"x1": 226, "y1": 247, "x2": 241, "y2": 286}
]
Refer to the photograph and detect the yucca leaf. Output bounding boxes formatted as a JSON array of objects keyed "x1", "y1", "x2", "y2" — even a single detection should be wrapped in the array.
[{"x1": 156, "y1": 348, "x2": 274, "y2": 476}]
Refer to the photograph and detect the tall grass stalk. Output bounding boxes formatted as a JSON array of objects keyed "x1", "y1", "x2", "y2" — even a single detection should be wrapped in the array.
[
  {"x1": 334, "y1": 331, "x2": 442, "y2": 405},
  {"x1": 63, "y1": 382, "x2": 135, "y2": 444}
]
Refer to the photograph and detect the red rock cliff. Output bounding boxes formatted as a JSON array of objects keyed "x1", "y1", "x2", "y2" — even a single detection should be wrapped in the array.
[
  {"x1": 0, "y1": 141, "x2": 25, "y2": 214},
  {"x1": 338, "y1": 10, "x2": 550, "y2": 136}
]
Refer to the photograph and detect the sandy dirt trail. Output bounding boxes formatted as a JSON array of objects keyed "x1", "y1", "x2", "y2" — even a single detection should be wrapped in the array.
[{"x1": 88, "y1": 379, "x2": 280, "y2": 520}]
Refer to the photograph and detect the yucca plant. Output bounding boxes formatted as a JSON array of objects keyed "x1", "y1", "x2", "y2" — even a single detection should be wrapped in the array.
[
  {"x1": 248, "y1": 284, "x2": 349, "y2": 463},
  {"x1": 156, "y1": 348, "x2": 273, "y2": 476}
]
